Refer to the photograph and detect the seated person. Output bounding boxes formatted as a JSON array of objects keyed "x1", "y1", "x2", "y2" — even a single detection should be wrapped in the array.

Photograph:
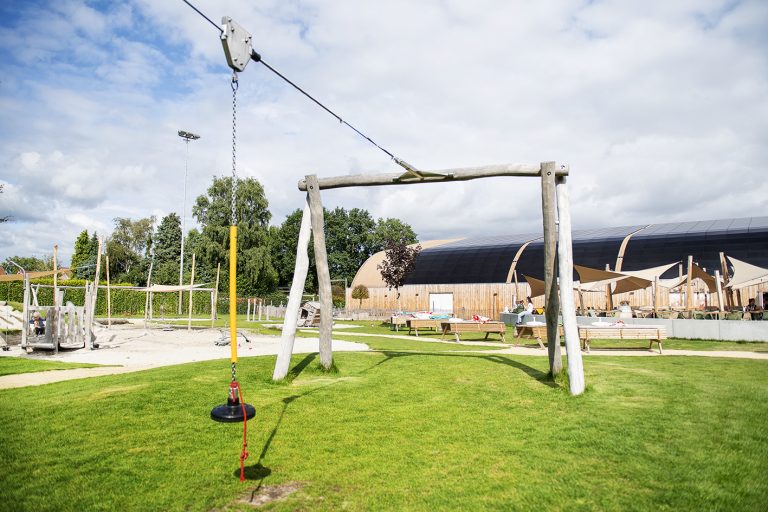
[
  {"x1": 516, "y1": 297, "x2": 535, "y2": 324},
  {"x1": 745, "y1": 298, "x2": 762, "y2": 319},
  {"x1": 511, "y1": 301, "x2": 525, "y2": 314},
  {"x1": 30, "y1": 312, "x2": 45, "y2": 335}
]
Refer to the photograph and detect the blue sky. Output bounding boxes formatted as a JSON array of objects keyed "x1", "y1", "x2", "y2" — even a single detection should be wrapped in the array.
[{"x1": 1, "y1": 0, "x2": 767, "y2": 265}]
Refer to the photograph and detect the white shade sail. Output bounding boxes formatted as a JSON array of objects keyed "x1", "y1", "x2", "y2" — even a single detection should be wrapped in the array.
[{"x1": 725, "y1": 256, "x2": 768, "y2": 290}]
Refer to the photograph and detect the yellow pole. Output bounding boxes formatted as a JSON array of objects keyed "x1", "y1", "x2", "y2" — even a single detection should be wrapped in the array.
[{"x1": 229, "y1": 226, "x2": 238, "y2": 363}]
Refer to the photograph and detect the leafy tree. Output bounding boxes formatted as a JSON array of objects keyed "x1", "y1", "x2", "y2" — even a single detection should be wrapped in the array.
[
  {"x1": 371, "y1": 218, "x2": 417, "y2": 253},
  {"x1": 351, "y1": 284, "x2": 369, "y2": 308},
  {"x1": 1, "y1": 256, "x2": 50, "y2": 273},
  {"x1": 270, "y1": 209, "x2": 316, "y2": 290},
  {"x1": 150, "y1": 213, "x2": 182, "y2": 285},
  {"x1": 154, "y1": 213, "x2": 181, "y2": 264},
  {"x1": 106, "y1": 217, "x2": 155, "y2": 283},
  {"x1": 270, "y1": 207, "x2": 418, "y2": 291},
  {"x1": 325, "y1": 208, "x2": 376, "y2": 283},
  {"x1": 378, "y1": 238, "x2": 422, "y2": 311},
  {"x1": 70, "y1": 230, "x2": 92, "y2": 279},
  {"x1": 192, "y1": 176, "x2": 277, "y2": 295}
]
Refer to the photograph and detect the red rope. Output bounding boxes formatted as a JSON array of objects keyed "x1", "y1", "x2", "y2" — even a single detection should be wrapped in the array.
[{"x1": 237, "y1": 383, "x2": 249, "y2": 482}]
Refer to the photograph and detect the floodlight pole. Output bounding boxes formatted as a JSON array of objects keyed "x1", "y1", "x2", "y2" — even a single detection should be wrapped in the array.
[{"x1": 178, "y1": 130, "x2": 200, "y2": 314}]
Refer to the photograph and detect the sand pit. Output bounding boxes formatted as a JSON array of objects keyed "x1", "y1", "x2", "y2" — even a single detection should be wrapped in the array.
[{"x1": 0, "y1": 322, "x2": 369, "y2": 389}]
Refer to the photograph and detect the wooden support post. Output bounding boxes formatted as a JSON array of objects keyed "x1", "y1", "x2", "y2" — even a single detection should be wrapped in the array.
[
  {"x1": 719, "y1": 252, "x2": 734, "y2": 309},
  {"x1": 246, "y1": 298, "x2": 251, "y2": 322},
  {"x1": 106, "y1": 253, "x2": 112, "y2": 329},
  {"x1": 654, "y1": 276, "x2": 660, "y2": 317},
  {"x1": 686, "y1": 255, "x2": 694, "y2": 311},
  {"x1": 144, "y1": 258, "x2": 154, "y2": 330},
  {"x1": 306, "y1": 175, "x2": 334, "y2": 370},
  {"x1": 274, "y1": 198, "x2": 313, "y2": 380},
  {"x1": 258, "y1": 299, "x2": 263, "y2": 321},
  {"x1": 715, "y1": 270, "x2": 725, "y2": 312},
  {"x1": 92, "y1": 237, "x2": 102, "y2": 332},
  {"x1": 187, "y1": 253, "x2": 196, "y2": 332},
  {"x1": 21, "y1": 275, "x2": 29, "y2": 349},
  {"x1": 212, "y1": 263, "x2": 220, "y2": 326},
  {"x1": 605, "y1": 264, "x2": 614, "y2": 311},
  {"x1": 555, "y1": 176, "x2": 584, "y2": 395},
  {"x1": 53, "y1": 245, "x2": 58, "y2": 307},
  {"x1": 541, "y1": 162, "x2": 562, "y2": 375}
]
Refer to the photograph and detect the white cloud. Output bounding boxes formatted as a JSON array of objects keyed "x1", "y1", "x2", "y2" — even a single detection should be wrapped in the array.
[{"x1": 0, "y1": 0, "x2": 766, "y2": 263}]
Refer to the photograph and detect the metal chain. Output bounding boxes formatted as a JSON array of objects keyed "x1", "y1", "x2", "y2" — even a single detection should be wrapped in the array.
[
  {"x1": 231, "y1": 361, "x2": 237, "y2": 383},
  {"x1": 231, "y1": 71, "x2": 239, "y2": 227}
]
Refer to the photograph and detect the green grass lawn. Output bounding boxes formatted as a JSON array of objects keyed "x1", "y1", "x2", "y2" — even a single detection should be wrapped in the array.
[
  {"x1": 1, "y1": 352, "x2": 766, "y2": 511},
  {"x1": 0, "y1": 358, "x2": 103, "y2": 377},
  {"x1": 585, "y1": 338, "x2": 768, "y2": 352}
]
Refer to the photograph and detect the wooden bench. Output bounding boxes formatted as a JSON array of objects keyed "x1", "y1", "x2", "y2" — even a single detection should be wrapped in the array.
[
  {"x1": 390, "y1": 316, "x2": 408, "y2": 331},
  {"x1": 578, "y1": 325, "x2": 667, "y2": 354},
  {"x1": 440, "y1": 321, "x2": 506, "y2": 342},
  {"x1": 406, "y1": 318, "x2": 442, "y2": 336},
  {"x1": 515, "y1": 324, "x2": 563, "y2": 349}
]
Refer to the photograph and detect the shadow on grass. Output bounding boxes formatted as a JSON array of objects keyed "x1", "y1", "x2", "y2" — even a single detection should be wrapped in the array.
[
  {"x1": 362, "y1": 350, "x2": 558, "y2": 388},
  {"x1": 286, "y1": 353, "x2": 317, "y2": 382}
]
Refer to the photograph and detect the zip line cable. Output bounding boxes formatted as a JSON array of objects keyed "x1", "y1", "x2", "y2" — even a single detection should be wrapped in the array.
[
  {"x1": 180, "y1": 0, "x2": 420, "y2": 175},
  {"x1": 181, "y1": 0, "x2": 222, "y2": 34}
]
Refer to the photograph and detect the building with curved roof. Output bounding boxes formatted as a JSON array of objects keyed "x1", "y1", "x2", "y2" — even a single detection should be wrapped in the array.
[{"x1": 349, "y1": 216, "x2": 768, "y2": 317}]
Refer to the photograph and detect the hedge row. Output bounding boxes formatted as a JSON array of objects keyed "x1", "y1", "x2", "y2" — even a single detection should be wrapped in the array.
[{"x1": 0, "y1": 279, "x2": 287, "y2": 317}]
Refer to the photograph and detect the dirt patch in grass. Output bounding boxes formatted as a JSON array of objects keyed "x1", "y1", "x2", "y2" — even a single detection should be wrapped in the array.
[{"x1": 236, "y1": 482, "x2": 303, "y2": 508}]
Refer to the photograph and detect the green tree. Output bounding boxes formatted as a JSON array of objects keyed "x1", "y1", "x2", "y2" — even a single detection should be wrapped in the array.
[
  {"x1": 70, "y1": 230, "x2": 91, "y2": 279},
  {"x1": 371, "y1": 218, "x2": 418, "y2": 252},
  {"x1": 351, "y1": 284, "x2": 369, "y2": 308},
  {"x1": 270, "y1": 207, "x2": 419, "y2": 291},
  {"x1": 192, "y1": 176, "x2": 277, "y2": 295},
  {"x1": 106, "y1": 217, "x2": 155, "y2": 283},
  {"x1": 1, "y1": 256, "x2": 49, "y2": 273},
  {"x1": 325, "y1": 207, "x2": 377, "y2": 283},
  {"x1": 154, "y1": 213, "x2": 181, "y2": 264},
  {"x1": 150, "y1": 213, "x2": 182, "y2": 285}
]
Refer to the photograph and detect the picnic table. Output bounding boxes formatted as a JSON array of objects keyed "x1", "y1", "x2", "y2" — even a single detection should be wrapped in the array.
[
  {"x1": 578, "y1": 324, "x2": 667, "y2": 354},
  {"x1": 514, "y1": 324, "x2": 563, "y2": 349},
  {"x1": 440, "y1": 321, "x2": 506, "y2": 343},
  {"x1": 406, "y1": 318, "x2": 443, "y2": 336}
]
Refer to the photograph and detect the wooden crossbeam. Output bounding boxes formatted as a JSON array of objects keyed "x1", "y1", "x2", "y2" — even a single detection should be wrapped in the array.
[{"x1": 298, "y1": 163, "x2": 569, "y2": 191}]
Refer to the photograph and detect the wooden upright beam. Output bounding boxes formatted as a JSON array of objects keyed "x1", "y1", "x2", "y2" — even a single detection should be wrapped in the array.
[
  {"x1": 273, "y1": 199, "x2": 313, "y2": 380},
  {"x1": 306, "y1": 175, "x2": 334, "y2": 370},
  {"x1": 541, "y1": 161, "x2": 562, "y2": 376},
  {"x1": 53, "y1": 245, "x2": 58, "y2": 307},
  {"x1": 556, "y1": 176, "x2": 584, "y2": 395},
  {"x1": 298, "y1": 163, "x2": 569, "y2": 191},
  {"x1": 686, "y1": 255, "x2": 694, "y2": 311}
]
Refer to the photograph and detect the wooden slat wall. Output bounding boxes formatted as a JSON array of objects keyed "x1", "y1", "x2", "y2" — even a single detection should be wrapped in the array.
[{"x1": 346, "y1": 282, "x2": 768, "y2": 316}]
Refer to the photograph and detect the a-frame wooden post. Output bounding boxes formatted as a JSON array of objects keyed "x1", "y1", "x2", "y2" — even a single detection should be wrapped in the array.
[
  {"x1": 556, "y1": 175, "x2": 584, "y2": 395},
  {"x1": 272, "y1": 162, "x2": 585, "y2": 394},
  {"x1": 306, "y1": 175, "x2": 334, "y2": 370},
  {"x1": 273, "y1": 198, "x2": 313, "y2": 380},
  {"x1": 541, "y1": 161, "x2": 562, "y2": 375}
]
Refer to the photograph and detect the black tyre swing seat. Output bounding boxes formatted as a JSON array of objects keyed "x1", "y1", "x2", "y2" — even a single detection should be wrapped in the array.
[{"x1": 211, "y1": 400, "x2": 256, "y2": 423}]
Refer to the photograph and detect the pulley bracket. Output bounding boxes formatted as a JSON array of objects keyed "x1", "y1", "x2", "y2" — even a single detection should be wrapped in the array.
[{"x1": 221, "y1": 16, "x2": 253, "y2": 72}]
